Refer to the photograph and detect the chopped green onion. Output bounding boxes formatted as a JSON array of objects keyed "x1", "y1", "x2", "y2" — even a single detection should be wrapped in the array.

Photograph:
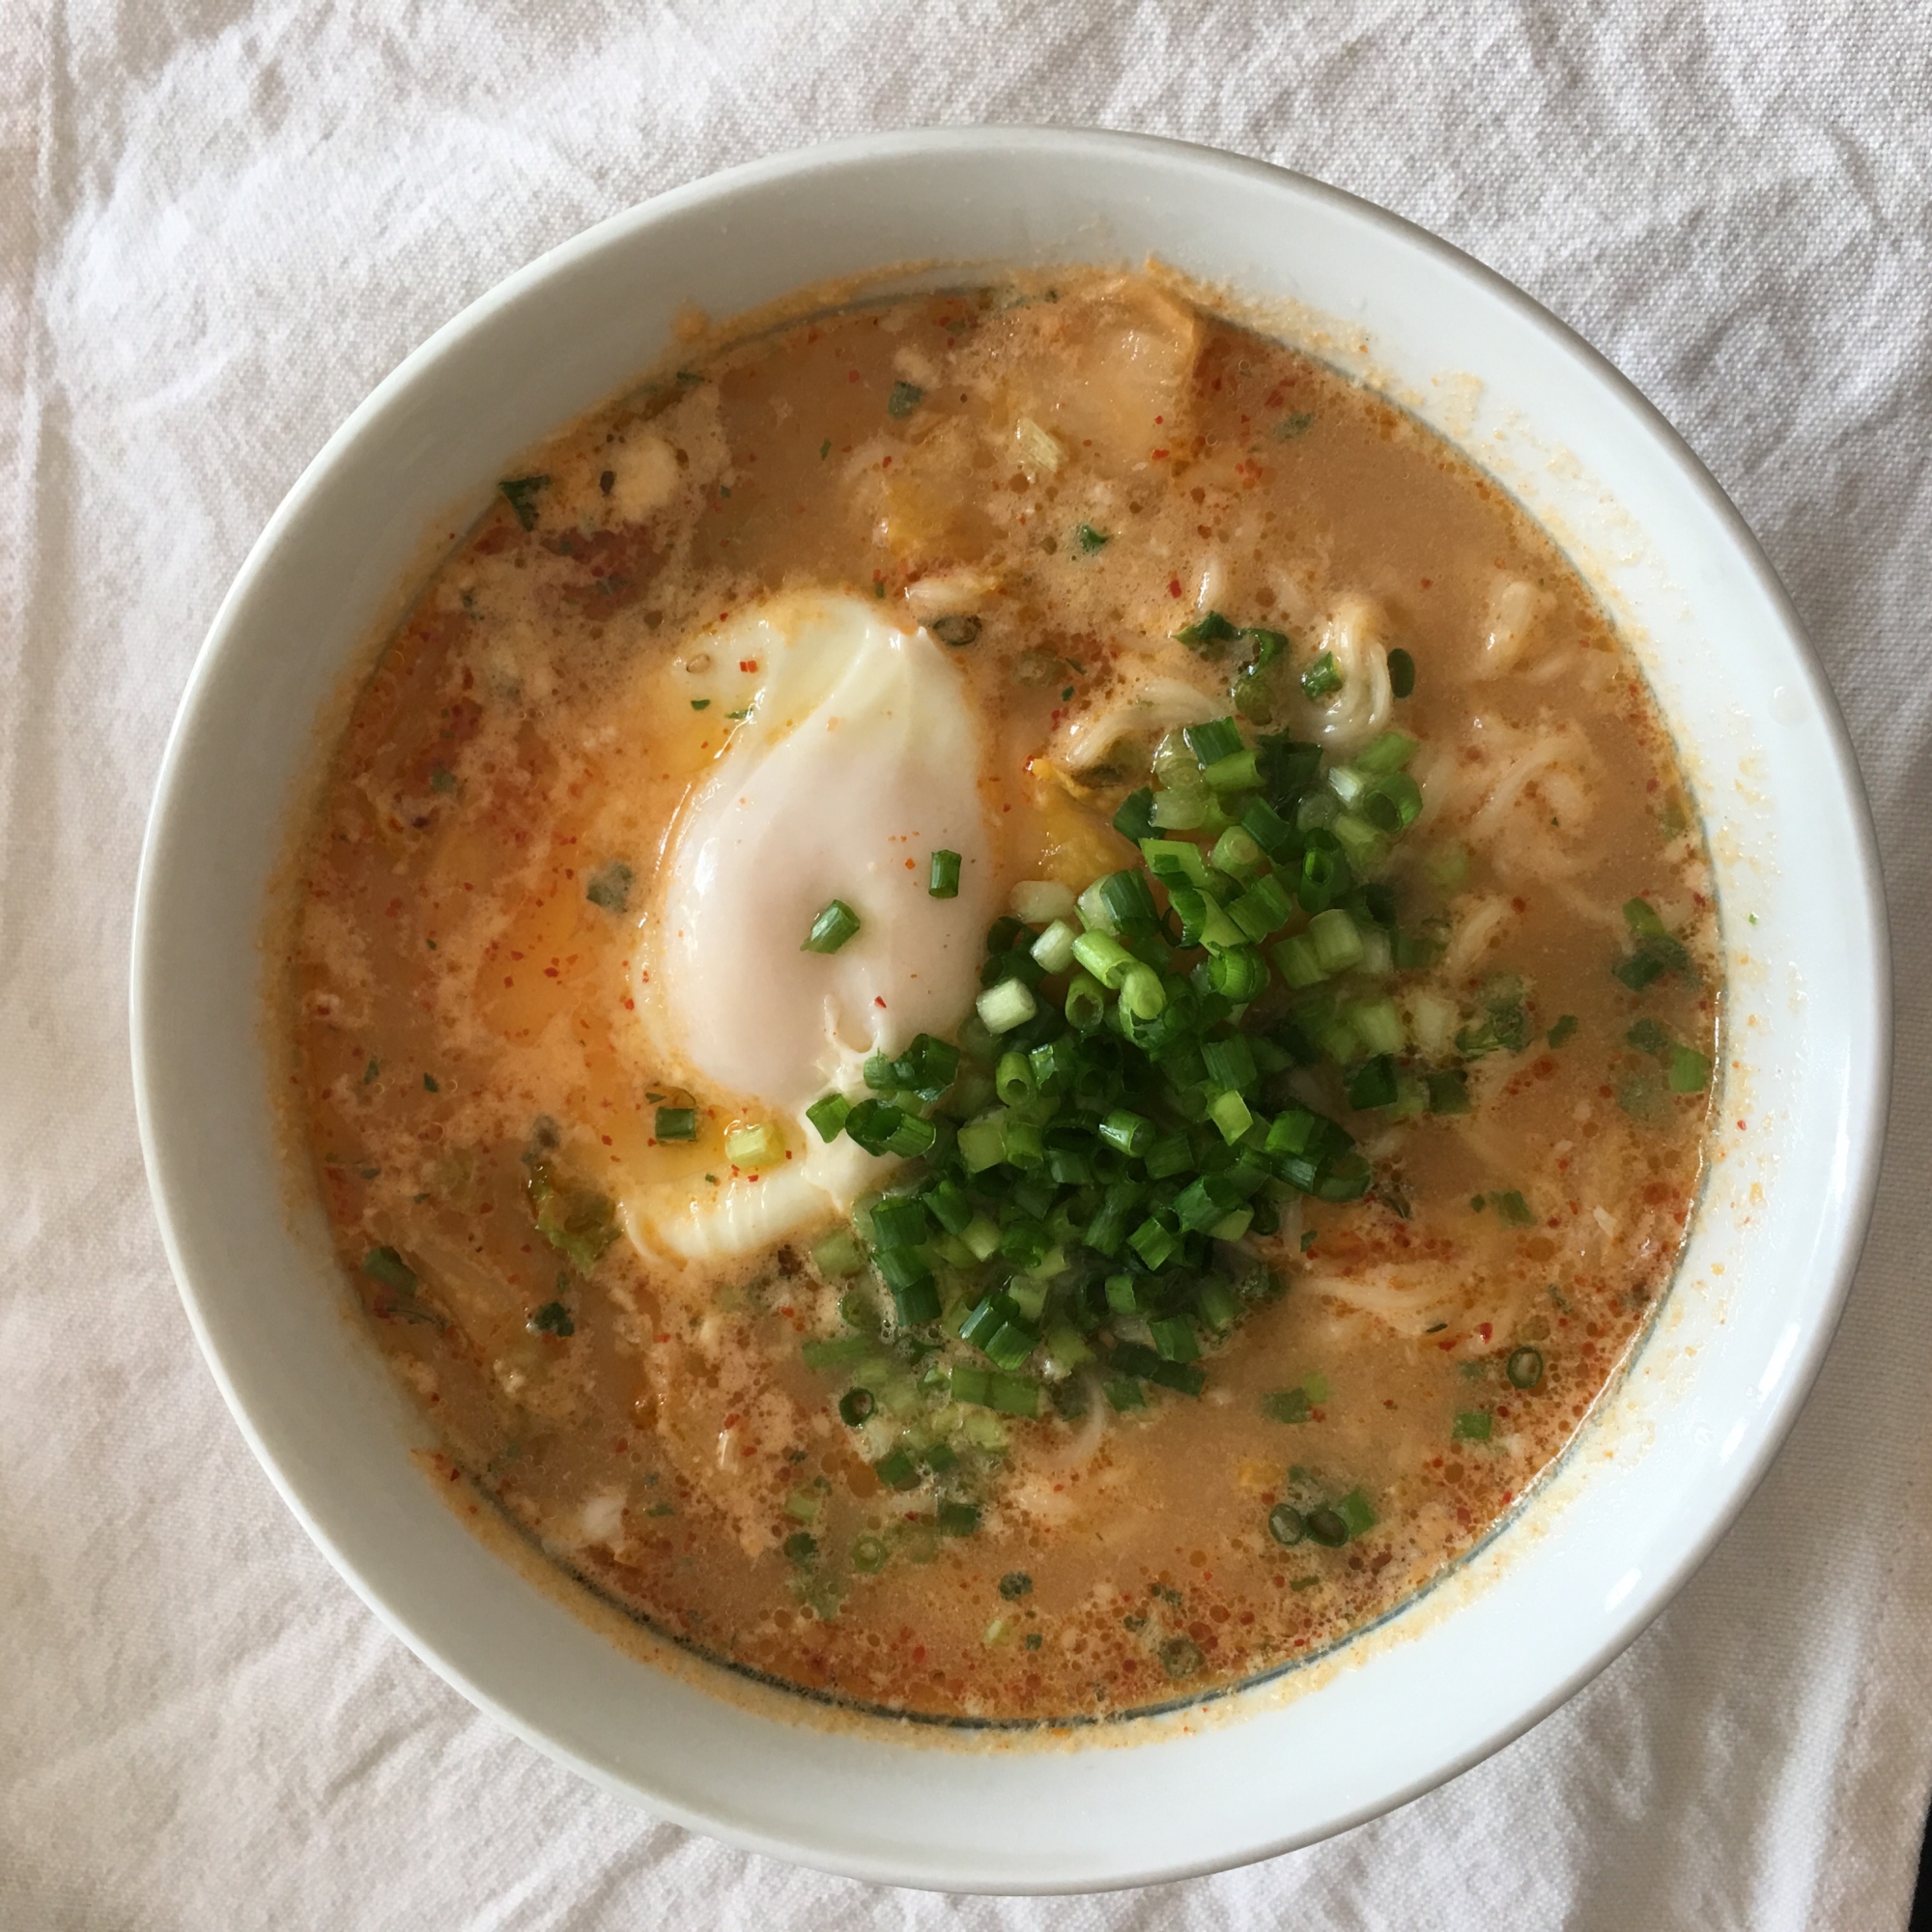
[
  {"x1": 928, "y1": 849, "x2": 962, "y2": 897},
  {"x1": 1098, "y1": 1109, "x2": 1154, "y2": 1156},
  {"x1": 1330, "y1": 812, "x2": 1385, "y2": 869},
  {"x1": 724, "y1": 1122, "x2": 784, "y2": 1169},
  {"x1": 1507, "y1": 1347, "x2": 1544, "y2": 1389},
  {"x1": 1011, "y1": 878, "x2": 1076, "y2": 923},
  {"x1": 1334, "y1": 1489, "x2": 1378, "y2": 1537},
  {"x1": 1112, "y1": 786, "x2": 1158, "y2": 843},
  {"x1": 655, "y1": 1106, "x2": 699, "y2": 1142},
  {"x1": 995, "y1": 1051, "x2": 1036, "y2": 1107},
  {"x1": 1183, "y1": 718, "x2": 1245, "y2": 766},
  {"x1": 1308, "y1": 907, "x2": 1365, "y2": 974},
  {"x1": 1095, "y1": 867, "x2": 1160, "y2": 937},
  {"x1": 1348, "y1": 997, "x2": 1405, "y2": 1057},
  {"x1": 1494, "y1": 1189, "x2": 1536, "y2": 1226},
  {"x1": 1230, "y1": 875, "x2": 1294, "y2": 940},
  {"x1": 1387, "y1": 648, "x2": 1416, "y2": 698},
  {"x1": 930, "y1": 613, "x2": 981, "y2": 647},
  {"x1": 1548, "y1": 1014, "x2": 1578, "y2": 1048},
  {"x1": 803, "y1": 898, "x2": 862, "y2": 952},
  {"x1": 1140, "y1": 837, "x2": 1213, "y2": 889},
  {"x1": 1149, "y1": 1316, "x2": 1200, "y2": 1363},
  {"x1": 1201, "y1": 1036, "x2": 1257, "y2": 1092},
  {"x1": 1268, "y1": 1503, "x2": 1307, "y2": 1546},
  {"x1": 584, "y1": 861, "x2": 633, "y2": 912},
  {"x1": 874, "y1": 1448, "x2": 921, "y2": 1491},
  {"x1": 1209, "y1": 826, "x2": 1265, "y2": 881},
  {"x1": 1362, "y1": 772, "x2": 1424, "y2": 832},
  {"x1": 805, "y1": 1093, "x2": 851, "y2": 1142},
  {"x1": 1202, "y1": 748, "x2": 1262, "y2": 792},
  {"x1": 1117, "y1": 962, "x2": 1167, "y2": 1022},
  {"x1": 1264, "y1": 1388, "x2": 1312, "y2": 1424},
  {"x1": 1346, "y1": 1054, "x2": 1399, "y2": 1110},
  {"x1": 887, "y1": 380, "x2": 923, "y2": 418},
  {"x1": 868, "y1": 1197, "x2": 928, "y2": 1248},
  {"x1": 1070, "y1": 928, "x2": 1135, "y2": 986},
  {"x1": 1356, "y1": 730, "x2": 1417, "y2": 775},
  {"x1": 1208, "y1": 1088, "x2": 1254, "y2": 1143},
  {"x1": 1298, "y1": 843, "x2": 1348, "y2": 914},
  {"x1": 362, "y1": 1246, "x2": 418, "y2": 1294},
  {"x1": 937, "y1": 1501, "x2": 980, "y2": 1537},
  {"x1": 956, "y1": 1113, "x2": 1009, "y2": 1173},
  {"x1": 1304, "y1": 1506, "x2": 1349, "y2": 1548},
  {"x1": 1666, "y1": 1043, "x2": 1713, "y2": 1093},
  {"x1": 1076, "y1": 524, "x2": 1111, "y2": 553},
  {"x1": 1065, "y1": 971, "x2": 1107, "y2": 1032},
  {"x1": 976, "y1": 979, "x2": 1037, "y2": 1034},
  {"x1": 1030, "y1": 918, "x2": 1077, "y2": 973},
  {"x1": 844, "y1": 1097, "x2": 908, "y2": 1156},
  {"x1": 497, "y1": 473, "x2": 549, "y2": 529},
  {"x1": 1272, "y1": 933, "x2": 1325, "y2": 989},
  {"x1": 1127, "y1": 1216, "x2": 1179, "y2": 1269},
  {"x1": 1150, "y1": 788, "x2": 1208, "y2": 831},
  {"x1": 838, "y1": 1387, "x2": 875, "y2": 1426},
  {"x1": 1454, "y1": 1409, "x2": 1492, "y2": 1442},
  {"x1": 810, "y1": 1227, "x2": 867, "y2": 1277},
  {"x1": 1301, "y1": 652, "x2": 1343, "y2": 700},
  {"x1": 1208, "y1": 946, "x2": 1268, "y2": 1001},
  {"x1": 1174, "y1": 611, "x2": 1239, "y2": 651}
]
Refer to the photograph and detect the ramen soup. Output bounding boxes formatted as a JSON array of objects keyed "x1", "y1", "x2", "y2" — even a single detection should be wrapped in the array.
[{"x1": 286, "y1": 271, "x2": 1720, "y2": 1722}]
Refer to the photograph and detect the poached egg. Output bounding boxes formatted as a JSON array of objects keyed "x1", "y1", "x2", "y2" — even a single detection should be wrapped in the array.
[{"x1": 623, "y1": 591, "x2": 997, "y2": 1261}]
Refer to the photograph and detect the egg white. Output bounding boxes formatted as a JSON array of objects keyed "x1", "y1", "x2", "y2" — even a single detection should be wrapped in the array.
[{"x1": 622, "y1": 591, "x2": 997, "y2": 1262}]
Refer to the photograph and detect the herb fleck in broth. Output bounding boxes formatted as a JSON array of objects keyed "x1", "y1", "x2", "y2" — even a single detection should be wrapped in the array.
[{"x1": 287, "y1": 272, "x2": 1719, "y2": 1720}]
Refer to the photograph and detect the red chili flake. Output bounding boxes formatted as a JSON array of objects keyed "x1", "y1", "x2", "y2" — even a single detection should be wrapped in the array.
[
  {"x1": 1478, "y1": 1322, "x2": 1493, "y2": 1342},
  {"x1": 739, "y1": 658, "x2": 758, "y2": 672},
  {"x1": 1151, "y1": 448, "x2": 1169, "y2": 461},
  {"x1": 1167, "y1": 577, "x2": 1182, "y2": 598},
  {"x1": 1153, "y1": 414, "x2": 1164, "y2": 424},
  {"x1": 601, "y1": 1134, "x2": 612, "y2": 1146},
  {"x1": 502, "y1": 976, "x2": 513, "y2": 987},
  {"x1": 873, "y1": 996, "x2": 887, "y2": 1009},
  {"x1": 847, "y1": 368, "x2": 860, "y2": 384}
]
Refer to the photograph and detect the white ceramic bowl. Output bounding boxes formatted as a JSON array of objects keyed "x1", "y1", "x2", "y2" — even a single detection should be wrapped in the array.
[{"x1": 132, "y1": 128, "x2": 1889, "y2": 1891}]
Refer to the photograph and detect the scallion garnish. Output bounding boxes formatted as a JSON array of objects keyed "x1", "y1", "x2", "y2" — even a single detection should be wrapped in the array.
[
  {"x1": 1301, "y1": 651, "x2": 1343, "y2": 700},
  {"x1": 929, "y1": 849, "x2": 962, "y2": 898},
  {"x1": 803, "y1": 898, "x2": 862, "y2": 952},
  {"x1": 777, "y1": 690, "x2": 1550, "y2": 1516}
]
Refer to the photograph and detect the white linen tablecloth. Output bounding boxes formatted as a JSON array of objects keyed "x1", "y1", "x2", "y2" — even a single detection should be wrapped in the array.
[{"x1": 4, "y1": 3, "x2": 1928, "y2": 1924}]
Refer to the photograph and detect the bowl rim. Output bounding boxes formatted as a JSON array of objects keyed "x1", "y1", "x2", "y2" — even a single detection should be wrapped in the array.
[{"x1": 131, "y1": 124, "x2": 1892, "y2": 1891}]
